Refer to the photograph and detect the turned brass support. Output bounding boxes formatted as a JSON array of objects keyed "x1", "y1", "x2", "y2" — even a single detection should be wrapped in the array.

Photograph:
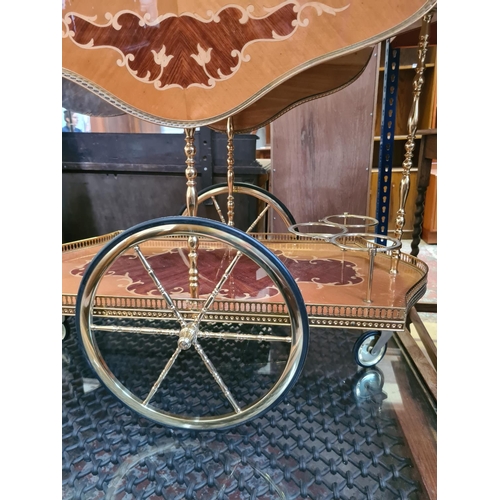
[
  {"x1": 185, "y1": 127, "x2": 197, "y2": 217},
  {"x1": 184, "y1": 127, "x2": 199, "y2": 298},
  {"x1": 391, "y1": 10, "x2": 434, "y2": 274},
  {"x1": 226, "y1": 117, "x2": 235, "y2": 227}
]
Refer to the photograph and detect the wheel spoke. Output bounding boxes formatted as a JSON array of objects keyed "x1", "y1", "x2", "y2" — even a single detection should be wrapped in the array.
[
  {"x1": 143, "y1": 345, "x2": 182, "y2": 405},
  {"x1": 193, "y1": 250, "x2": 243, "y2": 325},
  {"x1": 134, "y1": 245, "x2": 187, "y2": 328},
  {"x1": 246, "y1": 204, "x2": 270, "y2": 233},
  {"x1": 180, "y1": 183, "x2": 296, "y2": 233},
  {"x1": 197, "y1": 330, "x2": 291, "y2": 343},
  {"x1": 193, "y1": 341, "x2": 241, "y2": 413},
  {"x1": 91, "y1": 323, "x2": 180, "y2": 337},
  {"x1": 211, "y1": 196, "x2": 227, "y2": 224}
]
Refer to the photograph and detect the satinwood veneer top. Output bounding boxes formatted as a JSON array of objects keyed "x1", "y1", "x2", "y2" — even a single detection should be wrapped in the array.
[{"x1": 62, "y1": 0, "x2": 436, "y2": 129}]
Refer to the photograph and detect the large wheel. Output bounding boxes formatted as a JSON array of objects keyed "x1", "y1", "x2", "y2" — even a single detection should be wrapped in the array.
[
  {"x1": 76, "y1": 216, "x2": 309, "y2": 430},
  {"x1": 62, "y1": 316, "x2": 70, "y2": 341},
  {"x1": 179, "y1": 182, "x2": 296, "y2": 232}
]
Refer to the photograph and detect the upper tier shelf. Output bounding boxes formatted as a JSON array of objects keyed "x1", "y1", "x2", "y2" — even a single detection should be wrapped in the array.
[{"x1": 62, "y1": 0, "x2": 436, "y2": 130}]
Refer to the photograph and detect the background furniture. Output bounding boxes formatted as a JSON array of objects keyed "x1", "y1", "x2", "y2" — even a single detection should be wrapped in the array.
[
  {"x1": 62, "y1": 131, "x2": 267, "y2": 242},
  {"x1": 413, "y1": 129, "x2": 438, "y2": 252},
  {"x1": 269, "y1": 49, "x2": 378, "y2": 232},
  {"x1": 262, "y1": 31, "x2": 438, "y2": 236}
]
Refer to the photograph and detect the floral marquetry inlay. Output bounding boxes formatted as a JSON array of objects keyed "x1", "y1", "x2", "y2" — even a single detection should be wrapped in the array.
[
  {"x1": 62, "y1": 1, "x2": 350, "y2": 90},
  {"x1": 70, "y1": 247, "x2": 362, "y2": 300}
]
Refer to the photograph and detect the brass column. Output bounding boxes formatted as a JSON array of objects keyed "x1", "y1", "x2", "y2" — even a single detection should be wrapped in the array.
[
  {"x1": 226, "y1": 117, "x2": 235, "y2": 227},
  {"x1": 184, "y1": 127, "x2": 199, "y2": 297},
  {"x1": 391, "y1": 11, "x2": 434, "y2": 273}
]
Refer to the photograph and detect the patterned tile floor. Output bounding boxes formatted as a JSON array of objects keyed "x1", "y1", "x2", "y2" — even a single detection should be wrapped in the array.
[{"x1": 401, "y1": 239, "x2": 437, "y2": 359}]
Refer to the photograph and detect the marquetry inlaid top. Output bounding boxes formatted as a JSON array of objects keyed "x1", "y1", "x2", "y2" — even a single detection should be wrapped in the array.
[
  {"x1": 62, "y1": 235, "x2": 427, "y2": 315},
  {"x1": 62, "y1": 0, "x2": 436, "y2": 127}
]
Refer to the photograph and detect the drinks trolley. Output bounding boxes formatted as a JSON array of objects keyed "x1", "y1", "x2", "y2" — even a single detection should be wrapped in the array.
[{"x1": 62, "y1": 0, "x2": 436, "y2": 431}]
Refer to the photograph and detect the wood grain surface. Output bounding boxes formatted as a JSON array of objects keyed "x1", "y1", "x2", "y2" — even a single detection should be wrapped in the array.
[
  {"x1": 270, "y1": 48, "x2": 378, "y2": 231},
  {"x1": 62, "y1": 237, "x2": 426, "y2": 311},
  {"x1": 62, "y1": 0, "x2": 436, "y2": 126},
  {"x1": 392, "y1": 355, "x2": 437, "y2": 500}
]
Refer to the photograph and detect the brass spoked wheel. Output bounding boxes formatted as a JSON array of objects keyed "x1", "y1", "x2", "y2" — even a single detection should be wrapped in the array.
[
  {"x1": 62, "y1": 316, "x2": 68, "y2": 341},
  {"x1": 76, "y1": 216, "x2": 309, "y2": 430},
  {"x1": 179, "y1": 182, "x2": 296, "y2": 232}
]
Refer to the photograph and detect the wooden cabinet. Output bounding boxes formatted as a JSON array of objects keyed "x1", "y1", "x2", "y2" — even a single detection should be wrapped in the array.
[
  {"x1": 62, "y1": 132, "x2": 266, "y2": 242},
  {"x1": 270, "y1": 52, "x2": 379, "y2": 233},
  {"x1": 256, "y1": 25, "x2": 438, "y2": 239}
]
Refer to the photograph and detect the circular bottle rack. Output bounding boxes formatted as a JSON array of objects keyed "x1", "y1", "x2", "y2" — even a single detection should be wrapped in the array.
[
  {"x1": 320, "y1": 213, "x2": 378, "y2": 230},
  {"x1": 287, "y1": 221, "x2": 348, "y2": 240}
]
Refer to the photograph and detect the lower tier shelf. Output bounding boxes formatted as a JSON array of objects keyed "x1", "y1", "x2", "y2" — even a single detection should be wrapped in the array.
[{"x1": 62, "y1": 231, "x2": 427, "y2": 331}]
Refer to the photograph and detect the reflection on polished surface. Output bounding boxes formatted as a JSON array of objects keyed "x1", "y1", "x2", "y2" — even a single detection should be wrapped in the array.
[{"x1": 62, "y1": 319, "x2": 436, "y2": 499}]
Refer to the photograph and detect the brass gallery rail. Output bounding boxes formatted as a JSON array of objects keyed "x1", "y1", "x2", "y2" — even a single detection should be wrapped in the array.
[{"x1": 62, "y1": 232, "x2": 427, "y2": 332}]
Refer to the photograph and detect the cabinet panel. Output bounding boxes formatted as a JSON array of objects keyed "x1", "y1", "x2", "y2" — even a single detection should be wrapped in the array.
[{"x1": 270, "y1": 52, "x2": 378, "y2": 232}]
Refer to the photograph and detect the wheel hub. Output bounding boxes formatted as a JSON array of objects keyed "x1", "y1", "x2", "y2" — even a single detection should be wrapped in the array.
[{"x1": 178, "y1": 323, "x2": 198, "y2": 350}]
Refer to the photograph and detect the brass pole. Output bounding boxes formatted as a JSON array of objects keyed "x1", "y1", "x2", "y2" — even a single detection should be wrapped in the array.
[
  {"x1": 226, "y1": 117, "x2": 235, "y2": 227},
  {"x1": 364, "y1": 248, "x2": 376, "y2": 303},
  {"x1": 184, "y1": 127, "x2": 199, "y2": 298},
  {"x1": 391, "y1": 11, "x2": 434, "y2": 274}
]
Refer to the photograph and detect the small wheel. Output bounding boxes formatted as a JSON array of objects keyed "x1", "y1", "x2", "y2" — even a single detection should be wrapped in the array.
[
  {"x1": 179, "y1": 182, "x2": 296, "y2": 232},
  {"x1": 76, "y1": 216, "x2": 309, "y2": 430},
  {"x1": 353, "y1": 331, "x2": 388, "y2": 367}
]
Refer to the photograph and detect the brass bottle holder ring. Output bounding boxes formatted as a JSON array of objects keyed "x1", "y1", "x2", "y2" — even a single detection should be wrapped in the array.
[
  {"x1": 287, "y1": 222, "x2": 348, "y2": 241},
  {"x1": 320, "y1": 213, "x2": 379, "y2": 230},
  {"x1": 329, "y1": 233, "x2": 402, "y2": 303}
]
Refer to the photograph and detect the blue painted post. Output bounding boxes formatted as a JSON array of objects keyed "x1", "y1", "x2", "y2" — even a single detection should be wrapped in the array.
[{"x1": 375, "y1": 41, "x2": 400, "y2": 243}]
